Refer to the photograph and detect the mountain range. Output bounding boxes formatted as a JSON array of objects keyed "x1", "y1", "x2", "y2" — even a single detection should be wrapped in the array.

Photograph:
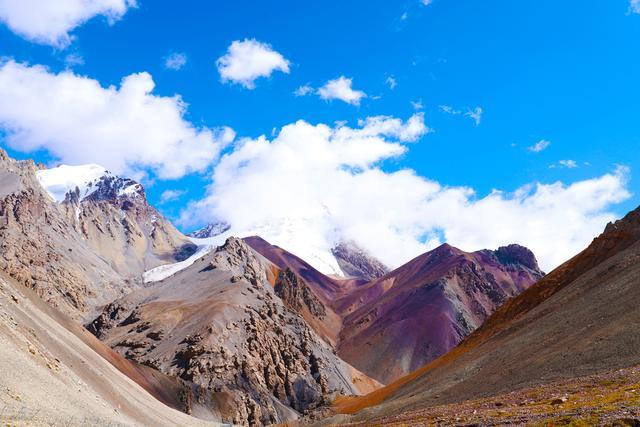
[{"x1": 0, "y1": 148, "x2": 638, "y2": 426}]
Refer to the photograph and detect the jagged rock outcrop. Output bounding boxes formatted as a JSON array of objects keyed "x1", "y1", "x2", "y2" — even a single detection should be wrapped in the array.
[
  {"x1": 275, "y1": 268, "x2": 327, "y2": 320},
  {"x1": 88, "y1": 237, "x2": 377, "y2": 426},
  {"x1": 331, "y1": 241, "x2": 389, "y2": 281}
]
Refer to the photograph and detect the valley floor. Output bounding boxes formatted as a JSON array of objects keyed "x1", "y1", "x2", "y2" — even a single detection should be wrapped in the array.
[{"x1": 329, "y1": 365, "x2": 640, "y2": 426}]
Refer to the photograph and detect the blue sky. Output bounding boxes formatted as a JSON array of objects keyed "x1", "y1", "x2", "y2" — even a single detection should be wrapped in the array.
[{"x1": 0, "y1": 0, "x2": 638, "y2": 271}]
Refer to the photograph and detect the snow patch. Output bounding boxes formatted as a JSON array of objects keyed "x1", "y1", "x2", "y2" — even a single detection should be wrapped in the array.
[
  {"x1": 36, "y1": 164, "x2": 108, "y2": 202},
  {"x1": 142, "y1": 233, "x2": 232, "y2": 283}
]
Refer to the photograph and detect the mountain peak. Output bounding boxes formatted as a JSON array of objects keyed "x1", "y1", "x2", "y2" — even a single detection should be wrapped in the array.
[
  {"x1": 187, "y1": 221, "x2": 231, "y2": 239},
  {"x1": 35, "y1": 164, "x2": 143, "y2": 204},
  {"x1": 492, "y1": 244, "x2": 541, "y2": 272}
]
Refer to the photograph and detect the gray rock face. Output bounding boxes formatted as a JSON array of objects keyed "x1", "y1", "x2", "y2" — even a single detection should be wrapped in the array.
[
  {"x1": 58, "y1": 171, "x2": 195, "y2": 278},
  {"x1": 88, "y1": 237, "x2": 368, "y2": 426},
  {"x1": 331, "y1": 241, "x2": 389, "y2": 281},
  {"x1": 275, "y1": 268, "x2": 327, "y2": 320},
  {"x1": 0, "y1": 150, "x2": 129, "y2": 320}
]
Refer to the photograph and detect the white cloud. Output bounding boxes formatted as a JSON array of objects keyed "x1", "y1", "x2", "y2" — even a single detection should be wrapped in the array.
[
  {"x1": 180, "y1": 114, "x2": 630, "y2": 273},
  {"x1": 440, "y1": 104, "x2": 461, "y2": 115},
  {"x1": 422, "y1": 0, "x2": 434, "y2": 5},
  {"x1": 630, "y1": 0, "x2": 640, "y2": 13},
  {"x1": 165, "y1": 52, "x2": 187, "y2": 71},
  {"x1": 216, "y1": 39, "x2": 290, "y2": 89},
  {"x1": 385, "y1": 76, "x2": 397, "y2": 89},
  {"x1": 160, "y1": 189, "x2": 186, "y2": 204},
  {"x1": 411, "y1": 99, "x2": 424, "y2": 110},
  {"x1": 64, "y1": 53, "x2": 85, "y2": 67},
  {"x1": 550, "y1": 159, "x2": 578, "y2": 169},
  {"x1": 529, "y1": 139, "x2": 551, "y2": 153},
  {"x1": 317, "y1": 76, "x2": 367, "y2": 106},
  {"x1": 0, "y1": 60, "x2": 235, "y2": 180},
  {"x1": 294, "y1": 84, "x2": 314, "y2": 97},
  {"x1": 0, "y1": 0, "x2": 135, "y2": 48},
  {"x1": 465, "y1": 106, "x2": 483, "y2": 126}
]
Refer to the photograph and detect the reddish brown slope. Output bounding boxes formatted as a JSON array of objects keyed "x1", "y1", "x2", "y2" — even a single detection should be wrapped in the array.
[
  {"x1": 244, "y1": 236, "x2": 365, "y2": 345},
  {"x1": 336, "y1": 243, "x2": 543, "y2": 384},
  {"x1": 333, "y1": 205, "x2": 640, "y2": 421}
]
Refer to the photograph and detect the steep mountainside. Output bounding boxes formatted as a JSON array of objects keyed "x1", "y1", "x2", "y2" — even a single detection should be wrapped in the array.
[
  {"x1": 37, "y1": 164, "x2": 195, "y2": 277},
  {"x1": 336, "y1": 243, "x2": 544, "y2": 384},
  {"x1": 0, "y1": 268, "x2": 212, "y2": 426},
  {"x1": 333, "y1": 205, "x2": 640, "y2": 424},
  {"x1": 89, "y1": 238, "x2": 380, "y2": 426},
  {"x1": 244, "y1": 236, "x2": 361, "y2": 347},
  {"x1": 0, "y1": 151, "x2": 130, "y2": 320},
  {"x1": 0, "y1": 152, "x2": 195, "y2": 321}
]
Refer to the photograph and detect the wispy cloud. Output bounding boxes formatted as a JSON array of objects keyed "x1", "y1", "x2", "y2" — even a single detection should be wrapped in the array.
[
  {"x1": 465, "y1": 107, "x2": 483, "y2": 126},
  {"x1": 439, "y1": 105, "x2": 461, "y2": 115},
  {"x1": 385, "y1": 76, "x2": 397, "y2": 89},
  {"x1": 630, "y1": 0, "x2": 640, "y2": 14},
  {"x1": 164, "y1": 52, "x2": 187, "y2": 71},
  {"x1": 528, "y1": 139, "x2": 551, "y2": 153},
  {"x1": 293, "y1": 84, "x2": 314, "y2": 97},
  {"x1": 411, "y1": 99, "x2": 424, "y2": 110},
  {"x1": 549, "y1": 160, "x2": 578, "y2": 169},
  {"x1": 160, "y1": 189, "x2": 186, "y2": 203}
]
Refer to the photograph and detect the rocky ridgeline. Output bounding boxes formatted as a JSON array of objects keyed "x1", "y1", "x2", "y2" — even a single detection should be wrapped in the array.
[{"x1": 88, "y1": 238, "x2": 361, "y2": 426}]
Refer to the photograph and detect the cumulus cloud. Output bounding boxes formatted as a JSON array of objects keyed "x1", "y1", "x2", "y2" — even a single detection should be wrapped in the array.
[
  {"x1": 422, "y1": 0, "x2": 434, "y2": 5},
  {"x1": 0, "y1": 60, "x2": 235, "y2": 179},
  {"x1": 529, "y1": 139, "x2": 551, "y2": 153},
  {"x1": 317, "y1": 76, "x2": 367, "y2": 106},
  {"x1": 216, "y1": 39, "x2": 290, "y2": 89},
  {"x1": 180, "y1": 114, "x2": 630, "y2": 273},
  {"x1": 0, "y1": 0, "x2": 135, "y2": 48},
  {"x1": 164, "y1": 52, "x2": 187, "y2": 71},
  {"x1": 631, "y1": 0, "x2": 640, "y2": 14}
]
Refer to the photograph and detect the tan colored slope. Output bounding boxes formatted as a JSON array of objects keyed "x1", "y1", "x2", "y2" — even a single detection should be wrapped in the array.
[
  {"x1": 331, "y1": 206, "x2": 640, "y2": 422},
  {"x1": 0, "y1": 270, "x2": 215, "y2": 427},
  {"x1": 63, "y1": 180, "x2": 195, "y2": 278},
  {"x1": 0, "y1": 150, "x2": 133, "y2": 321}
]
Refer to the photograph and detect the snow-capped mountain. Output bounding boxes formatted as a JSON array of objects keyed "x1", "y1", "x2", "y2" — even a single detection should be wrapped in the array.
[
  {"x1": 187, "y1": 219, "x2": 389, "y2": 279},
  {"x1": 187, "y1": 222, "x2": 231, "y2": 238},
  {"x1": 35, "y1": 163, "x2": 195, "y2": 277},
  {"x1": 36, "y1": 164, "x2": 143, "y2": 204}
]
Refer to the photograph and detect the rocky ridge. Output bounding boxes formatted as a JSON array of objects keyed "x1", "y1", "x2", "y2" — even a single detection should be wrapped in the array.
[{"x1": 88, "y1": 237, "x2": 377, "y2": 426}]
